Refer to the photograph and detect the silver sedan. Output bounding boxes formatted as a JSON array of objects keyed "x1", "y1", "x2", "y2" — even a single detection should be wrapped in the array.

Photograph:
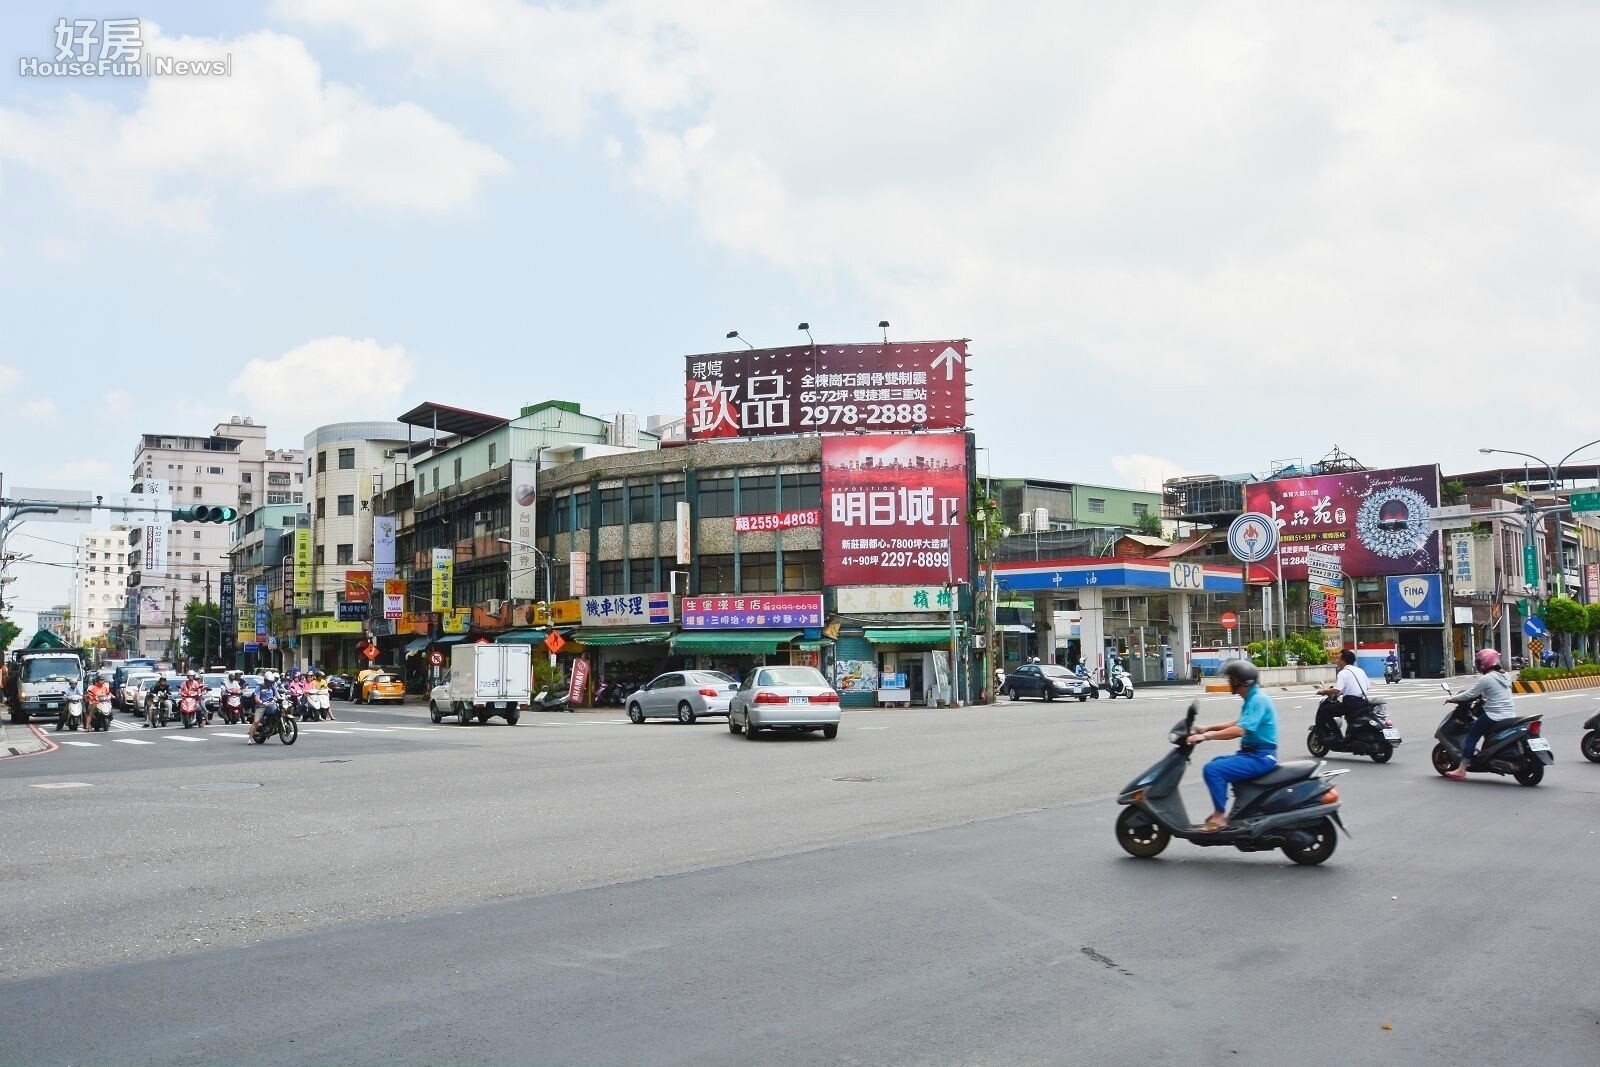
[
  {"x1": 626, "y1": 670, "x2": 738, "y2": 724},
  {"x1": 727, "y1": 665, "x2": 841, "y2": 740}
]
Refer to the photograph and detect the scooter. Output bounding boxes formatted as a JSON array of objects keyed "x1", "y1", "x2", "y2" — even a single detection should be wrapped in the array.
[
  {"x1": 1307, "y1": 696, "x2": 1401, "y2": 763},
  {"x1": 221, "y1": 689, "x2": 244, "y2": 725},
  {"x1": 1076, "y1": 667, "x2": 1100, "y2": 700},
  {"x1": 1383, "y1": 661, "x2": 1400, "y2": 685},
  {"x1": 57, "y1": 690, "x2": 84, "y2": 732},
  {"x1": 531, "y1": 689, "x2": 572, "y2": 713},
  {"x1": 1105, "y1": 667, "x2": 1135, "y2": 700},
  {"x1": 1432, "y1": 683, "x2": 1553, "y2": 786},
  {"x1": 145, "y1": 692, "x2": 171, "y2": 728},
  {"x1": 249, "y1": 700, "x2": 299, "y2": 745},
  {"x1": 310, "y1": 688, "x2": 332, "y2": 721},
  {"x1": 178, "y1": 694, "x2": 202, "y2": 729},
  {"x1": 90, "y1": 697, "x2": 113, "y2": 732},
  {"x1": 1582, "y1": 710, "x2": 1600, "y2": 763},
  {"x1": 595, "y1": 680, "x2": 628, "y2": 708},
  {"x1": 1115, "y1": 702, "x2": 1348, "y2": 866}
]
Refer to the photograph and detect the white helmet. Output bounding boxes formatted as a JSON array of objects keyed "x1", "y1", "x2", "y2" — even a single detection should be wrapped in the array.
[
  {"x1": 262, "y1": 670, "x2": 279, "y2": 684},
  {"x1": 186, "y1": 670, "x2": 199, "y2": 680}
]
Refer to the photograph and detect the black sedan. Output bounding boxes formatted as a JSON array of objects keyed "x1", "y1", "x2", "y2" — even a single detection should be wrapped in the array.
[
  {"x1": 327, "y1": 674, "x2": 353, "y2": 701},
  {"x1": 1001, "y1": 664, "x2": 1093, "y2": 702}
]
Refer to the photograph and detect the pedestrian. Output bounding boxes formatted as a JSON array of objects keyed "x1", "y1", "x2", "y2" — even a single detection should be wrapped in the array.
[{"x1": 994, "y1": 665, "x2": 1005, "y2": 689}]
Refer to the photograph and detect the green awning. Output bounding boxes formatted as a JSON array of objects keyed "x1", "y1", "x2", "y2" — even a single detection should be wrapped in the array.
[
  {"x1": 402, "y1": 638, "x2": 430, "y2": 655},
  {"x1": 670, "y1": 630, "x2": 802, "y2": 654},
  {"x1": 863, "y1": 627, "x2": 960, "y2": 646},
  {"x1": 496, "y1": 628, "x2": 571, "y2": 645},
  {"x1": 572, "y1": 627, "x2": 673, "y2": 647}
]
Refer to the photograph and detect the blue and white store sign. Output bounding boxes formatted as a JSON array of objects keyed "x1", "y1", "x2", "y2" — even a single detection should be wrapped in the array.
[
  {"x1": 985, "y1": 562, "x2": 1244, "y2": 594},
  {"x1": 580, "y1": 592, "x2": 675, "y2": 627},
  {"x1": 1385, "y1": 574, "x2": 1443, "y2": 626}
]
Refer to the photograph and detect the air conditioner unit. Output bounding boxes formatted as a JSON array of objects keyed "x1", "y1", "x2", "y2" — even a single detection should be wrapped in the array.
[
  {"x1": 486, "y1": 599, "x2": 503, "y2": 615},
  {"x1": 473, "y1": 511, "x2": 485, "y2": 523}
]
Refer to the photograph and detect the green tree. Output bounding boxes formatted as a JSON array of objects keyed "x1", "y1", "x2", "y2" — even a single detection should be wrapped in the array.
[
  {"x1": 0, "y1": 616, "x2": 20, "y2": 655},
  {"x1": 1543, "y1": 596, "x2": 1586, "y2": 669},
  {"x1": 181, "y1": 599, "x2": 224, "y2": 668},
  {"x1": 1135, "y1": 512, "x2": 1165, "y2": 538}
]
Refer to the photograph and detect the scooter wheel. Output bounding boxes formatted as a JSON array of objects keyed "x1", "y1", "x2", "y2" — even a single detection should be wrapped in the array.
[
  {"x1": 1306, "y1": 730, "x2": 1330, "y2": 759},
  {"x1": 1430, "y1": 743, "x2": 1460, "y2": 777},
  {"x1": 1513, "y1": 760, "x2": 1543, "y2": 787},
  {"x1": 1115, "y1": 807, "x2": 1170, "y2": 859},
  {"x1": 1281, "y1": 817, "x2": 1338, "y2": 866},
  {"x1": 1370, "y1": 739, "x2": 1394, "y2": 764},
  {"x1": 1581, "y1": 730, "x2": 1600, "y2": 764}
]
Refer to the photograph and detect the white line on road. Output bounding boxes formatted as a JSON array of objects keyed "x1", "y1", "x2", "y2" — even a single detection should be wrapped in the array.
[
  {"x1": 166, "y1": 736, "x2": 207, "y2": 742},
  {"x1": 301, "y1": 729, "x2": 353, "y2": 734},
  {"x1": 58, "y1": 740, "x2": 99, "y2": 747},
  {"x1": 343, "y1": 727, "x2": 395, "y2": 733},
  {"x1": 385, "y1": 726, "x2": 438, "y2": 732},
  {"x1": 29, "y1": 782, "x2": 92, "y2": 789},
  {"x1": 110, "y1": 738, "x2": 155, "y2": 745}
]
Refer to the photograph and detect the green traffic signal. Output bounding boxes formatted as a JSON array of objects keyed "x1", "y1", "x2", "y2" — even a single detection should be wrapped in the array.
[{"x1": 170, "y1": 505, "x2": 240, "y2": 523}]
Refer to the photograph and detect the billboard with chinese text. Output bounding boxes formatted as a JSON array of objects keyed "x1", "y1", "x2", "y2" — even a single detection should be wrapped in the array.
[
  {"x1": 822, "y1": 432, "x2": 968, "y2": 588},
  {"x1": 509, "y1": 459, "x2": 540, "y2": 600},
  {"x1": 681, "y1": 594, "x2": 824, "y2": 629},
  {"x1": 1244, "y1": 465, "x2": 1440, "y2": 579},
  {"x1": 684, "y1": 341, "x2": 968, "y2": 441}
]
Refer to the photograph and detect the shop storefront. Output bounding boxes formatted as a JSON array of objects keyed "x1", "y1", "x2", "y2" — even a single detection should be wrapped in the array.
[
  {"x1": 571, "y1": 592, "x2": 678, "y2": 702},
  {"x1": 831, "y1": 586, "x2": 969, "y2": 709},
  {"x1": 673, "y1": 594, "x2": 824, "y2": 681},
  {"x1": 297, "y1": 615, "x2": 365, "y2": 673}
]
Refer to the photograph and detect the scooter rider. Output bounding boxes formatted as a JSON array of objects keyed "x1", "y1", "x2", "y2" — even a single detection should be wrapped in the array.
[
  {"x1": 249, "y1": 670, "x2": 281, "y2": 742},
  {"x1": 86, "y1": 674, "x2": 113, "y2": 725},
  {"x1": 1186, "y1": 659, "x2": 1279, "y2": 831},
  {"x1": 312, "y1": 669, "x2": 335, "y2": 720},
  {"x1": 178, "y1": 670, "x2": 208, "y2": 727},
  {"x1": 1384, "y1": 651, "x2": 1399, "y2": 678},
  {"x1": 221, "y1": 670, "x2": 245, "y2": 721},
  {"x1": 1315, "y1": 650, "x2": 1370, "y2": 738},
  {"x1": 1443, "y1": 648, "x2": 1515, "y2": 780},
  {"x1": 56, "y1": 677, "x2": 83, "y2": 731},
  {"x1": 144, "y1": 674, "x2": 171, "y2": 727}
]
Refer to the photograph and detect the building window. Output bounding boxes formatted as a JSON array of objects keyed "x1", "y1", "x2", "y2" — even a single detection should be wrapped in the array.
[
  {"x1": 337, "y1": 495, "x2": 354, "y2": 517},
  {"x1": 699, "y1": 476, "x2": 735, "y2": 517},
  {"x1": 431, "y1": 468, "x2": 440, "y2": 492},
  {"x1": 192, "y1": 486, "x2": 203, "y2": 498},
  {"x1": 337, "y1": 448, "x2": 355, "y2": 470},
  {"x1": 551, "y1": 494, "x2": 571, "y2": 535},
  {"x1": 572, "y1": 492, "x2": 589, "y2": 530},
  {"x1": 660, "y1": 480, "x2": 684, "y2": 521},
  {"x1": 336, "y1": 544, "x2": 353, "y2": 565},
  {"x1": 781, "y1": 473, "x2": 821, "y2": 511},
  {"x1": 782, "y1": 550, "x2": 823, "y2": 592},
  {"x1": 739, "y1": 475, "x2": 778, "y2": 515},
  {"x1": 598, "y1": 487, "x2": 624, "y2": 526},
  {"x1": 628, "y1": 482, "x2": 656, "y2": 524},
  {"x1": 452, "y1": 458, "x2": 462, "y2": 485},
  {"x1": 293, "y1": 493, "x2": 303, "y2": 503},
  {"x1": 192, "y1": 552, "x2": 200, "y2": 561},
  {"x1": 597, "y1": 560, "x2": 624, "y2": 595},
  {"x1": 487, "y1": 443, "x2": 497, "y2": 468},
  {"x1": 316, "y1": 498, "x2": 326, "y2": 520},
  {"x1": 1132, "y1": 503, "x2": 1148, "y2": 517},
  {"x1": 317, "y1": 452, "x2": 327, "y2": 474},
  {"x1": 242, "y1": 472, "x2": 252, "y2": 484},
  {"x1": 741, "y1": 552, "x2": 778, "y2": 592},
  {"x1": 628, "y1": 557, "x2": 656, "y2": 592},
  {"x1": 1087, "y1": 498, "x2": 1106, "y2": 514},
  {"x1": 316, "y1": 545, "x2": 326, "y2": 565},
  {"x1": 193, "y1": 530, "x2": 201, "y2": 539},
  {"x1": 699, "y1": 554, "x2": 734, "y2": 594}
]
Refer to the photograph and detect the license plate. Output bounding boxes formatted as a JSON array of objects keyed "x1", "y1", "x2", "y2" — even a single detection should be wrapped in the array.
[
  {"x1": 1382, "y1": 728, "x2": 1401, "y2": 740},
  {"x1": 788, "y1": 696, "x2": 807, "y2": 704},
  {"x1": 45, "y1": 703, "x2": 59, "y2": 710},
  {"x1": 1527, "y1": 738, "x2": 1551, "y2": 752},
  {"x1": 493, "y1": 702, "x2": 507, "y2": 710}
]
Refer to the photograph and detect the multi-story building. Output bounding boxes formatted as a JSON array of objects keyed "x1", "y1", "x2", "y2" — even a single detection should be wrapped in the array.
[
  {"x1": 37, "y1": 605, "x2": 69, "y2": 640},
  {"x1": 988, "y1": 478, "x2": 1163, "y2": 536},
  {"x1": 124, "y1": 417, "x2": 304, "y2": 658},
  {"x1": 224, "y1": 504, "x2": 307, "y2": 671},
  {"x1": 299, "y1": 422, "x2": 411, "y2": 669},
  {"x1": 69, "y1": 526, "x2": 131, "y2": 649}
]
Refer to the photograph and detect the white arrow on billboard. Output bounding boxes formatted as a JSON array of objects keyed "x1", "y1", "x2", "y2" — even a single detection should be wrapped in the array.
[{"x1": 931, "y1": 345, "x2": 964, "y2": 380}]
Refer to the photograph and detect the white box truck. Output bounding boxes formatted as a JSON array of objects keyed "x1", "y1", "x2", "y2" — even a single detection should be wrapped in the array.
[{"x1": 442, "y1": 643, "x2": 532, "y2": 725}]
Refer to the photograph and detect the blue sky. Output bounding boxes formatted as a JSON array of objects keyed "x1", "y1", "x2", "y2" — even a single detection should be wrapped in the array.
[{"x1": 4, "y1": 2, "x2": 1600, "y2": 629}]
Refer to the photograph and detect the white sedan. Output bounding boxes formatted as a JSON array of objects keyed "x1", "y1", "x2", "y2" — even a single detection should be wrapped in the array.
[
  {"x1": 626, "y1": 670, "x2": 738, "y2": 724},
  {"x1": 727, "y1": 665, "x2": 841, "y2": 740}
]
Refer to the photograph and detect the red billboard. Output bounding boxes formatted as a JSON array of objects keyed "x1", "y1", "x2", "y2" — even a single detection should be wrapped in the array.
[
  {"x1": 685, "y1": 340, "x2": 968, "y2": 440},
  {"x1": 822, "y1": 432, "x2": 969, "y2": 588},
  {"x1": 734, "y1": 508, "x2": 820, "y2": 534},
  {"x1": 1244, "y1": 465, "x2": 1440, "y2": 579}
]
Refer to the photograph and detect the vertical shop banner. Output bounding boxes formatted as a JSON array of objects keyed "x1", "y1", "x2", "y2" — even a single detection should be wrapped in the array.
[
  {"x1": 383, "y1": 578, "x2": 406, "y2": 620},
  {"x1": 140, "y1": 479, "x2": 170, "y2": 576},
  {"x1": 431, "y1": 548, "x2": 454, "y2": 613},
  {"x1": 821, "y1": 432, "x2": 969, "y2": 588},
  {"x1": 509, "y1": 459, "x2": 540, "y2": 600},
  {"x1": 1586, "y1": 563, "x2": 1600, "y2": 603},
  {"x1": 674, "y1": 502, "x2": 691, "y2": 565},
  {"x1": 255, "y1": 581, "x2": 269, "y2": 642},
  {"x1": 344, "y1": 570, "x2": 372, "y2": 603},
  {"x1": 371, "y1": 516, "x2": 397, "y2": 583},
  {"x1": 1243, "y1": 464, "x2": 1440, "y2": 579},
  {"x1": 569, "y1": 551, "x2": 589, "y2": 598},
  {"x1": 293, "y1": 531, "x2": 313, "y2": 610},
  {"x1": 1451, "y1": 531, "x2": 1476, "y2": 592},
  {"x1": 218, "y1": 573, "x2": 236, "y2": 658},
  {"x1": 567, "y1": 657, "x2": 590, "y2": 706},
  {"x1": 235, "y1": 606, "x2": 254, "y2": 643},
  {"x1": 683, "y1": 341, "x2": 969, "y2": 440}
]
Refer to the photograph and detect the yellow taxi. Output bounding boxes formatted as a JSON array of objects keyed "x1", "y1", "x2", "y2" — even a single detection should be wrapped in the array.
[{"x1": 354, "y1": 669, "x2": 406, "y2": 705}]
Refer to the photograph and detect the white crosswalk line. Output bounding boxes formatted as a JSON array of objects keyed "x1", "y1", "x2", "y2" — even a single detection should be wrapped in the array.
[
  {"x1": 301, "y1": 729, "x2": 353, "y2": 734},
  {"x1": 343, "y1": 727, "x2": 394, "y2": 733},
  {"x1": 386, "y1": 726, "x2": 437, "y2": 732},
  {"x1": 166, "y1": 735, "x2": 208, "y2": 741},
  {"x1": 110, "y1": 738, "x2": 155, "y2": 745},
  {"x1": 59, "y1": 740, "x2": 100, "y2": 747}
]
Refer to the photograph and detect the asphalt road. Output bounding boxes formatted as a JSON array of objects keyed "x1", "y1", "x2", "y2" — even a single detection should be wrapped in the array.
[{"x1": 3, "y1": 682, "x2": 1597, "y2": 1066}]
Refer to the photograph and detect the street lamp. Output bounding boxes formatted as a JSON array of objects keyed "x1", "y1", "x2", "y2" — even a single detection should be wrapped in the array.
[{"x1": 499, "y1": 537, "x2": 557, "y2": 666}]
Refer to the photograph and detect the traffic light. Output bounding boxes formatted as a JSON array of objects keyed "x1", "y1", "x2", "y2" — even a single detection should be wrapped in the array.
[{"x1": 170, "y1": 505, "x2": 239, "y2": 523}]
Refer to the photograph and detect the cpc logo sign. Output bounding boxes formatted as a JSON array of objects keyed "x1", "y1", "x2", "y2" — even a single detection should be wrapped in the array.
[{"x1": 1169, "y1": 563, "x2": 1205, "y2": 590}]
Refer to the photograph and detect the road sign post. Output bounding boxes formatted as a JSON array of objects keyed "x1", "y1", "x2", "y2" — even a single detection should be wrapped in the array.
[{"x1": 1570, "y1": 490, "x2": 1600, "y2": 515}]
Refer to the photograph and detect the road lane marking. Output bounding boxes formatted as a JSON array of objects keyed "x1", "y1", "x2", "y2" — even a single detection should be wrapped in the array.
[
  {"x1": 166, "y1": 736, "x2": 207, "y2": 742},
  {"x1": 59, "y1": 740, "x2": 99, "y2": 747},
  {"x1": 301, "y1": 729, "x2": 353, "y2": 734},
  {"x1": 386, "y1": 726, "x2": 438, "y2": 732},
  {"x1": 344, "y1": 727, "x2": 395, "y2": 733},
  {"x1": 110, "y1": 738, "x2": 155, "y2": 745},
  {"x1": 30, "y1": 782, "x2": 92, "y2": 789}
]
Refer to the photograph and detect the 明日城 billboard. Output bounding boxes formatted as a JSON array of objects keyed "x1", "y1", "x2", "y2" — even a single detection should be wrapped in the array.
[
  {"x1": 822, "y1": 432, "x2": 969, "y2": 588},
  {"x1": 1244, "y1": 464, "x2": 1440, "y2": 579}
]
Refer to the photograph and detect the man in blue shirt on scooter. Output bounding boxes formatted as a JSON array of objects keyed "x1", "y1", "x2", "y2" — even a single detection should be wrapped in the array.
[{"x1": 1186, "y1": 660, "x2": 1279, "y2": 831}]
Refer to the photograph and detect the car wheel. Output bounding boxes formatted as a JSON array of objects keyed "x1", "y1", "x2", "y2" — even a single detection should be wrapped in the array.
[
  {"x1": 1078, "y1": 693, "x2": 1087, "y2": 702},
  {"x1": 744, "y1": 717, "x2": 761, "y2": 740},
  {"x1": 728, "y1": 715, "x2": 743, "y2": 734},
  {"x1": 677, "y1": 702, "x2": 696, "y2": 725},
  {"x1": 458, "y1": 704, "x2": 472, "y2": 725},
  {"x1": 627, "y1": 704, "x2": 645, "y2": 724},
  {"x1": 505, "y1": 714, "x2": 519, "y2": 726},
  {"x1": 822, "y1": 723, "x2": 838, "y2": 740},
  {"x1": 1044, "y1": 687, "x2": 1054, "y2": 703},
  {"x1": 429, "y1": 702, "x2": 442, "y2": 725},
  {"x1": 1007, "y1": 686, "x2": 1019, "y2": 702}
]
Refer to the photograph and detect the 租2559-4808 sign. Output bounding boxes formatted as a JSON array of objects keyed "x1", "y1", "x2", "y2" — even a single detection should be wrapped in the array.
[{"x1": 684, "y1": 340, "x2": 969, "y2": 440}]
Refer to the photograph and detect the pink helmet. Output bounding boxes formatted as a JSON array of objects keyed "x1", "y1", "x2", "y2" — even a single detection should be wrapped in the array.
[{"x1": 1475, "y1": 648, "x2": 1501, "y2": 672}]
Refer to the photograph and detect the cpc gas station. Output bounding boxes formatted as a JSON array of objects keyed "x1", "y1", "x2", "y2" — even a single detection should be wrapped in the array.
[{"x1": 985, "y1": 556, "x2": 1246, "y2": 684}]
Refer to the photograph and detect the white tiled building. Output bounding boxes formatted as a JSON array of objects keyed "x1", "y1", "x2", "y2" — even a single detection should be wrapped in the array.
[
  {"x1": 125, "y1": 417, "x2": 305, "y2": 658},
  {"x1": 70, "y1": 526, "x2": 131, "y2": 647}
]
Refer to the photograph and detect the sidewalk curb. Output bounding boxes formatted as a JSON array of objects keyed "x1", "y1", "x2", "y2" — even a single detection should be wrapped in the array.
[{"x1": 0, "y1": 720, "x2": 56, "y2": 759}]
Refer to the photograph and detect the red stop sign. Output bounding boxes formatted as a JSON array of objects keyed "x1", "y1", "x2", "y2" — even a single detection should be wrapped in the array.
[{"x1": 1220, "y1": 612, "x2": 1238, "y2": 630}]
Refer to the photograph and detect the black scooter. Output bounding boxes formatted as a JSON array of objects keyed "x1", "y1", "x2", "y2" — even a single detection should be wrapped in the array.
[
  {"x1": 1115, "y1": 702, "x2": 1348, "y2": 866},
  {"x1": 1432, "y1": 683, "x2": 1553, "y2": 786},
  {"x1": 1578, "y1": 710, "x2": 1599, "y2": 763},
  {"x1": 1307, "y1": 696, "x2": 1401, "y2": 763},
  {"x1": 1383, "y1": 662, "x2": 1400, "y2": 685}
]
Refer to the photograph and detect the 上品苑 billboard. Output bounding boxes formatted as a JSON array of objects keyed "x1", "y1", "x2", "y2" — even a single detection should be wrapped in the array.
[
  {"x1": 821, "y1": 432, "x2": 968, "y2": 588},
  {"x1": 1243, "y1": 465, "x2": 1440, "y2": 579},
  {"x1": 684, "y1": 340, "x2": 969, "y2": 441}
]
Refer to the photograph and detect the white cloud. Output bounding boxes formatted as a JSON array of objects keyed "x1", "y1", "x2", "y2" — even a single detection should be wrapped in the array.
[
  {"x1": 0, "y1": 365, "x2": 18, "y2": 395},
  {"x1": 1109, "y1": 454, "x2": 1192, "y2": 493},
  {"x1": 277, "y1": 2, "x2": 1600, "y2": 478},
  {"x1": 227, "y1": 336, "x2": 416, "y2": 441},
  {"x1": 19, "y1": 399, "x2": 57, "y2": 420},
  {"x1": 0, "y1": 25, "x2": 508, "y2": 229}
]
